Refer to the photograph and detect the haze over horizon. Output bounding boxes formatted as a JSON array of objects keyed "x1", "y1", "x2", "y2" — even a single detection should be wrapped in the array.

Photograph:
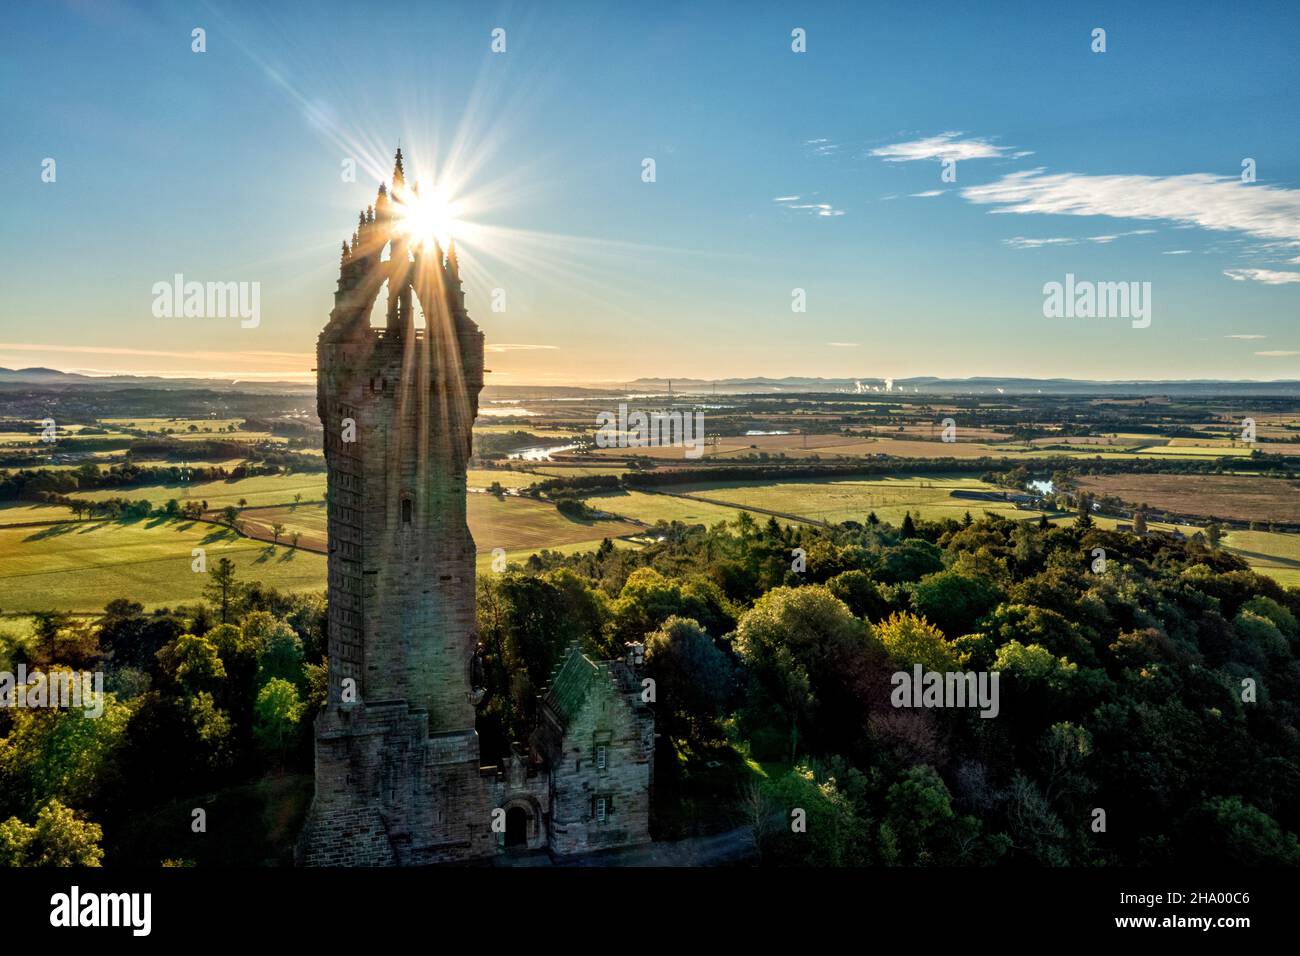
[{"x1": 3, "y1": 1, "x2": 1299, "y2": 384}]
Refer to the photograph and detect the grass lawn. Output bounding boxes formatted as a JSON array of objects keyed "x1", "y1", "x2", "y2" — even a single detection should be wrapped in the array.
[
  {"x1": 0, "y1": 517, "x2": 327, "y2": 613},
  {"x1": 0, "y1": 502, "x2": 79, "y2": 525},
  {"x1": 234, "y1": 494, "x2": 639, "y2": 556},
  {"x1": 583, "y1": 489, "x2": 750, "y2": 526},
  {"x1": 78, "y1": 473, "x2": 327, "y2": 510},
  {"x1": 664, "y1": 475, "x2": 1048, "y2": 526}
]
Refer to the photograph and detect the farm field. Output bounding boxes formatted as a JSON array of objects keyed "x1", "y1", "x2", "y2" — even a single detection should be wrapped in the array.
[
  {"x1": 78, "y1": 473, "x2": 327, "y2": 509},
  {"x1": 465, "y1": 468, "x2": 543, "y2": 489},
  {"x1": 574, "y1": 431, "x2": 1257, "y2": 463},
  {"x1": 1075, "y1": 474, "x2": 1300, "y2": 524},
  {"x1": 234, "y1": 493, "x2": 639, "y2": 555},
  {"x1": 661, "y1": 475, "x2": 1047, "y2": 526},
  {"x1": 0, "y1": 518, "x2": 327, "y2": 614},
  {"x1": 1222, "y1": 530, "x2": 1300, "y2": 587},
  {"x1": 583, "y1": 489, "x2": 751, "y2": 527},
  {"x1": 0, "y1": 502, "x2": 82, "y2": 525},
  {"x1": 473, "y1": 535, "x2": 642, "y2": 574}
]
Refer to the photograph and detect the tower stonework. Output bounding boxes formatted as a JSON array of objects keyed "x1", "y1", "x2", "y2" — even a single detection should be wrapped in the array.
[
  {"x1": 299, "y1": 149, "x2": 653, "y2": 866},
  {"x1": 298, "y1": 150, "x2": 496, "y2": 865}
]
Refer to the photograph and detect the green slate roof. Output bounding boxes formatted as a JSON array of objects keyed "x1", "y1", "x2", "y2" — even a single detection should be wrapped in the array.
[{"x1": 545, "y1": 646, "x2": 601, "y2": 727}]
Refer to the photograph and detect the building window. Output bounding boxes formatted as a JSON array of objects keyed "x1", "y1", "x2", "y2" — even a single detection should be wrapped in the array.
[
  {"x1": 595, "y1": 796, "x2": 607, "y2": 824},
  {"x1": 596, "y1": 745, "x2": 607, "y2": 770},
  {"x1": 401, "y1": 498, "x2": 412, "y2": 524}
]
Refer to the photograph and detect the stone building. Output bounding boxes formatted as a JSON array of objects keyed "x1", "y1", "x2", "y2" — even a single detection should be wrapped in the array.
[
  {"x1": 298, "y1": 150, "x2": 652, "y2": 866},
  {"x1": 533, "y1": 647, "x2": 655, "y2": 855}
]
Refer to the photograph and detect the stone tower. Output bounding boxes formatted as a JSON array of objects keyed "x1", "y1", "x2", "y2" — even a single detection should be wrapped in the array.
[{"x1": 299, "y1": 150, "x2": 496, "y2": 865}]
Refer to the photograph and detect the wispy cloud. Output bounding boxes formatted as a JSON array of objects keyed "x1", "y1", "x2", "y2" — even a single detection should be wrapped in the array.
[
  {"x1": 1223, "y1": 268, "x2": 1300, "y2": 284},
  {"x1": 1256, "y1": 350, "x2": 1300, "y2": 357},
  {"x1": 1089, "y1": 229, "x2": 1156, "y2": 244},
  {"x1": 773, "y1": 195, "x2": 845, "y2": 217},
  {"x1": 486, "y1": 343, "x2": 559, "y2": 352},
  {"x1": 1163, "y1": 249, "x2": 1192, "y2": 255},
  {"x1": 910, "y1": 190, "x2": 944, "y2": 198},
  {"x1": 870, "y1": 132, "x2": 1019, "y2": 163},
  {"x1": 1225, "y1": 334, "x2": 1267, "y2": 339},
  {"x1": 963, "y1": 170, "x2": 1300, "y2": 247},
  {"x1": 827, "y1": 342, "x2": 859, "y2": 347},
  {"x1": 1003, "y1": 237, "x2": 1076, "y2": 249},
  {"x1": 805, "y1": 138, "x2": 840, "y2": 157},
  {"x1": 1002, "y1": 229, "x2": 1155, "y2": 250}
]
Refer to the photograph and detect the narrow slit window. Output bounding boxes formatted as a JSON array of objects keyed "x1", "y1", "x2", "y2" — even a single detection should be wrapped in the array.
[{"x1": 401, "y1": 498, "x2": 412, "y2": 523}]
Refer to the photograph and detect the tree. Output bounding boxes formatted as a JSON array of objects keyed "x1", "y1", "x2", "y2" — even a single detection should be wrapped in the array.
[
  {"x1": 644, "y1": 616, "x2": 733, "y2": 738},
  {"x1": 756, "y1": 764, "x2": 870, "y2": 866},
  {"x1": 271, "y1": 522, "x2": 284, "y2": 547},
  {"x1": 30, "y1": 611, "x2": 69, "y2": 664},
  {"x1": 911, "y1": 569, "x2": 1005, "y2": 639},
  {"x1": 826, "y1": 570, "x2": 890, "y2": 621},
  {"x1": 1133, "y1": 509, "x2": 1148, "y2": 535},
  {"x1": 0, "y1": 800, "x2": 104, "y2": 867},
  {"x1": 156, "y1": 632, "x2": 227, "y2": 692},
  {"x1": 875, "y1": 611, "x2": 959, "y2": 671},
  {"x1": 221, "y1": 505, "x2": 240, "y2": 528},
  {"x1": 204, "y1": 557, "x2": 240, "y2": 623},
  {"x1": 899, "y1": 512, "x2": 917, "y2": 539},
  {"x1": 290, "y1": 531, "x2": 301, "y2": 549},
  {"x1": 253, "y1": 678, "x2": 304, "y2": 766},
  {"x1": 1206, "y1": 520, "x2": 1224, "y2": 550},
  {"x1": 734, "y1": 585, "x2": 879, "y2": 761}
]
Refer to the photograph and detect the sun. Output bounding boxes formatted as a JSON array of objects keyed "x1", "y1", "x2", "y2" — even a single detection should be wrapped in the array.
[{"x1": 393, "y1": 185, "x2": 465, "y2": 251}]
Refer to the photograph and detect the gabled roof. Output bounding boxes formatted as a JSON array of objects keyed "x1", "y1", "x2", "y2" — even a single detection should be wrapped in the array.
[{"x1": 543, "y1": 646, "x2": 602, "y2": 728}]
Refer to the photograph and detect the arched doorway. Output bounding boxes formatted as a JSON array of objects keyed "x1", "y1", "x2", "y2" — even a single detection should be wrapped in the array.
[{"x1": 505, "y1": 806, "x2": 529, "y2": 848}]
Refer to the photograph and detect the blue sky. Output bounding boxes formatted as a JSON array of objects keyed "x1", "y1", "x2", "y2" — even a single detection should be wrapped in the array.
[{"x1": 2, "y1": 0, "x2": 1298, "y2": 383}]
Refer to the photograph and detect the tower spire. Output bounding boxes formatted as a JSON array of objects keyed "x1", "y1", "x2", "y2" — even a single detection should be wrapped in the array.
[{"x1": 392, "y1": 148, "x2": 405, "y2": 189}]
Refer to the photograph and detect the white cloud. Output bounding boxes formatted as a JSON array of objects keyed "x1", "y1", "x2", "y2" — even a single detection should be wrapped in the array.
[
  {"x1": 1225, "y1": 334, "x2": 1266, "y2": 339},
  {"x1": 1002, "y1": 229, "x2": 1155, "y2": 250},
  {"x1": 1088, "y1": 229, "x2": 1156, "y2": 244},
  {"x1": 1256, "y1": 350, "x2": 1300, "y2": 357},
  {"x1": 962, "y1": 170, "x2": 1300, "y2": 247},
  {"x1": 827, "y1": 342, "x2": 859, "y2": 347},
  {"x1": 910, "y1": 190, "x2": 944, "y2": 198},
  {"x1": 486, "y1": 343, "x2": 560, "y2": 352},
  {"x1": 870, "y1": 132, "x2": 1014, "y2": 162},
  {"x1": 1004, "y1": 237, "x2": 1077, "y2": 249},
  {"x1": 1163, "y1": 249, "x2": 1192, "y2": 255},
  {"x1": 1223, "y1": 268, "x2": 1300, "y2": 284},
  {"x1": 775, "y1": 195, "x2": 845, "y2": 217}
]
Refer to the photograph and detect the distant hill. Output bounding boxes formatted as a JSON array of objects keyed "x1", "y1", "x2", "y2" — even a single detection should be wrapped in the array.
[
  {"x1": 619, "y1": 375, "x2": 1300, "y2": 397},
  {"x1": 0, "y1": 367, "x2": 311, "y2": 394},
  {"x1": 4, "y1": 366, "x2": 1300, "y2": 398}
]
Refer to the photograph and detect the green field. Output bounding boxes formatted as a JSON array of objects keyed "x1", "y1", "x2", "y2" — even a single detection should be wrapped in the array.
[
  {"x1": 465, "y1": 468, "x2": 543, "y2": 489},
  {"x1": 660, "y1": 475, "x2": 1048, "y2": 526},
  {"x1": 78, "y1": 473, "x2": 327, "y2": 509},
  {"x1": 0, "y1": 518, "x2": 327, "y2": 614},
  {"x1": 235, "y1": 493, "x2": 638, "y2": 553},
  {"x1": 584, "y1": 489, "x2": 751, "y2": 526},
  {"x1": 1223, "y1": 529, "x2": 1300, "y2": 587},
  {"x1": 0, "y1": 502, "x2": 80, "y2": 525}
]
